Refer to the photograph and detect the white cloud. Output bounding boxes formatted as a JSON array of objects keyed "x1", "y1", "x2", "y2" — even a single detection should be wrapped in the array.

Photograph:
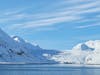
[
  {"x1": 19, "y1": 16, "x2": 80, "y2": 28},
  {"x1": 0, "y1": 0, "x2": 100, "y2": 30},
  {"x1": 76, "y1": 23, "x2": 100, "y2": 29}
]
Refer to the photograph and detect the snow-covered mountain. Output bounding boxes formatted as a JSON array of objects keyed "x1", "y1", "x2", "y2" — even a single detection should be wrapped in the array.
[
  {"x1": 0, "y1": 28, "x2": 100, "y2": 64},
  {"x1": 49, "y1": 40, "x2": 100, "y2": 64},
  {"x1": 73, "y1": 40, "x2": 100, "y2": 51},
  {"x1": 0, "y1": 28, "x2": 60, "y2": 63}
]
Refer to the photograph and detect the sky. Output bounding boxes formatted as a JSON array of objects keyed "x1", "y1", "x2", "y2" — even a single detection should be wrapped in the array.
[{"x1": 0, "y1": 0, "x2": 100, "y2": 50}]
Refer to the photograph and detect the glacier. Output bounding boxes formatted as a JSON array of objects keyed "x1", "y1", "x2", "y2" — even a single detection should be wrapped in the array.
[
  {"x1": 0, "y1": 28, "x2": 100, "y2": 64},
  {"x1": 50, "y1": 40, "x2": 100, "y2": 64}
]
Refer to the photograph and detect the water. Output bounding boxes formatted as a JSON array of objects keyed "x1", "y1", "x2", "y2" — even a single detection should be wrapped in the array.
[{"x1": 0, "y1": 64, "x2": 100, "y2": 75}]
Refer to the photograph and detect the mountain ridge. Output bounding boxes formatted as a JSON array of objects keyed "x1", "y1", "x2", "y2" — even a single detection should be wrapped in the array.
[
  {"x1": 0, "y1": 28, "x2": 100, "y2": 64},
  {"x1": 0, "y1": 28, "x2": 60, "y2": 63}
]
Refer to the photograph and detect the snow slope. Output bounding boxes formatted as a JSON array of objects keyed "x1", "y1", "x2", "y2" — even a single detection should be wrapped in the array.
[{"x1": 0, "y1": 28, "x2": 60, "y2": 63}]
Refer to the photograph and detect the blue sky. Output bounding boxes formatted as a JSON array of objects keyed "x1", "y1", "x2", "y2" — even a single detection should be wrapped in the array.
[{"x1": 0, "y1": 0, "x2": 100, "y2": 50}]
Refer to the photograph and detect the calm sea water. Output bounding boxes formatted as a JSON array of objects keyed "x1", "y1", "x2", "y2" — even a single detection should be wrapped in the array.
[{"x1": 0, "y1": 64, "x2": 100, "y2": 75}]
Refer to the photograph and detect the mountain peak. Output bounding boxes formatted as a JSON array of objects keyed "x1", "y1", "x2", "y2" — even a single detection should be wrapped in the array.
[
  {"x1": 72, "y1": 41, "x2": 95, "y2": 51},
  {"x1": 12, "y1": 36, "x2": 25, "y2": 43}
]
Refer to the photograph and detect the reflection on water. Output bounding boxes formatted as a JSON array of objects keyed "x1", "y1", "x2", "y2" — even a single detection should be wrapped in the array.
[{"x1": 0, "y1": 64, "x2": 100, "y2": 75}]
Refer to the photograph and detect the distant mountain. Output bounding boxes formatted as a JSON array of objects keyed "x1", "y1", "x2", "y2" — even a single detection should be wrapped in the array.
[
  {"x1": 72, "y1": 43, "x2": 94, "y2": 51},
  {"x1": 73, "y1": 40, "x2": 100, "y2": 51},
  {"x1": 50, "y1": 40, "x2": 100, "y2": 64}
]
